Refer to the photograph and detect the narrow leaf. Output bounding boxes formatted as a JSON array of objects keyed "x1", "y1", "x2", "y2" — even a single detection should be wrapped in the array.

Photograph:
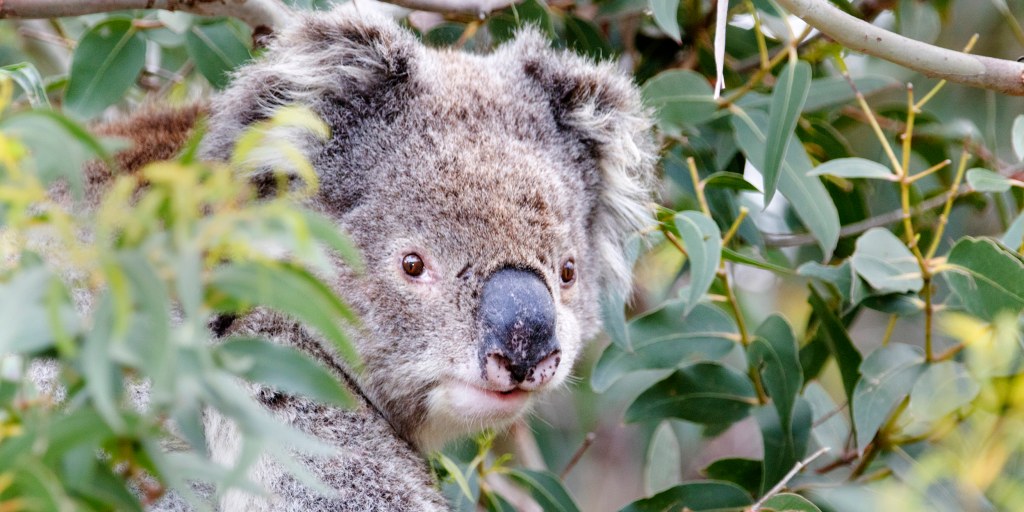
[
  {"x1": 852, "y1": 344, "x2": 925, "y2": 454},
  {"x1": 643, "y1": 70, "x2": 718, "y2": 133},
  {"x1": 807, "y1": 287, "x2": 862, "y2": 400},
  {"x1": 619, "y1": 481, "x2": 752, "y2": 512},
  {"x1": 625, "y1": 363, "x2": 757, "y2": 425},
  {"x1": 185, "y1": 20, "x2": 251, "y2": 89},
  {"x1": 750, "y1": 315, "x2": 803, "y2": 436},
  {"x1": 649, "y1": 0, "x2": 681, "y2": 42},
  {"x1": 507, "y1": 469, "x2": 581, "y2": 512},
  {"x1": 762, "y1": 60, "x2": 812, "y2": 205},
  {"x1": 0, "y1": 62, "x2": 50, "y2": 107},
  {"x1": 218, "y1": 337, "x2": 354, "y2": 408}
]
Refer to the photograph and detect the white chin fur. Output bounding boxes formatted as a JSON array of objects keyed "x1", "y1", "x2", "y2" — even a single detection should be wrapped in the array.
[{"x1": 414, "y1": 381, "x2": 534, "y2": 452}]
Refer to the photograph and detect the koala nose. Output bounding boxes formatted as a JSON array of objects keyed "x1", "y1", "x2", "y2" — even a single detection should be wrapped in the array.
[{"x1": 478, "y1": 268, "x2": 561, "y2": 390}]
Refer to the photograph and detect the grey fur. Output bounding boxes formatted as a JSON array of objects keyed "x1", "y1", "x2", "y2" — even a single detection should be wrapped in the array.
[{"x1": 182, "y1": 8, "x2": 655, "y2": 510}]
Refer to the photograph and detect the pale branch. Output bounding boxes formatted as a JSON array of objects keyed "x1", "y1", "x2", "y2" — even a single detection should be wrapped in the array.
[
  {"x1": 0, "y1": 0, "x2": 293, "y2": 29},
  {"x1": 775, "y1": 0, "x2": 1024, "y2": 95},
  {"x1": 749, "y1": 446, "x2": 830, "y2": 511}
]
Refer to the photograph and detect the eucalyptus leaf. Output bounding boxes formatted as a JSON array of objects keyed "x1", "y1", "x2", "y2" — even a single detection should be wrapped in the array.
[
  {"x1": 809, "y1": 157, "x2": 896, "y2": 180},
  {"x1": 850, "y1": 228, "x2": 923, "y2": 294},
  {"x1": 763, "y1": 60, "x2": 812, "y2": 205},
  {"x1": 750, "y1": 315, "x2": 803, "y2": 435},
  {"x1": 645, "y1": 421, "x2": 682, "y2": 494},
  {"x1": 944, "y1": 237, "x2": 1024, "y2": 320},
  {"x1": 852, "y1": 344, "x2": 925, "y2": 454},
  {"x1": 649, "y1": 0, "x2": 682, "y2": 42},
  {"x1": 908, "y1": 361, "x2": 979, "y2": 422},
  {"x1": 625, "y1": 363, "x2": 757, "y2": 425},
  {"x1": 0, "y1": 62, "x2": 49, "y2": 107},
  {"x1": 643, "y1": 70, "x2": 718, "y2": 133},
  {"x1": 185, "y1": 20, "x2": 252, "y2": 89},
  {"x1": 966, "y1": 168, "x2": 1017, "y2": 193},
  {"x1": 675, "y1": 211, "x2": 721, "y2": 314},
  {"x1": 761, "y1": 493, "x2": 822, "y2": 512},
  {"x1": 592, "y1": 302, "x2": 737, "y2": 392},
  {"x1": 507, "y1": 469, "x2": 581, "y2": 512},
  {"x1": 619, "y1": 481, "x2": 752, "y2": 512},
  {"x1": 64, "y1": 18, "x2": 146, "y2": 118}
]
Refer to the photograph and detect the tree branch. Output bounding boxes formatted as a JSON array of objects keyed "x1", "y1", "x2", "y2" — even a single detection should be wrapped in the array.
[
  {"x1": 775, "y1": 0, "x2": 1024, "y2": 95},
  {"x1": 0, "y1": 0, "x2": 293, "y2": 30},
  {"x1": 383, "y1": 0, "x2": 516, "y2": 17}
]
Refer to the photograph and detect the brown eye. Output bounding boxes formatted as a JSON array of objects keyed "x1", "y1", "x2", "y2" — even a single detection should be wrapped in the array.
[
  {"x1": 402, "y1": 253, "x2": 425, "y2": 277},
  {"x1": 560, "y1": 259, "x2": 576, "y2": 286}
]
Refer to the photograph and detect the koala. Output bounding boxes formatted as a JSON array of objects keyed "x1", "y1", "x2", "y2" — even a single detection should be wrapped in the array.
[{"x1": 96, "y1": 8, "x2": 655, "y2": 511}]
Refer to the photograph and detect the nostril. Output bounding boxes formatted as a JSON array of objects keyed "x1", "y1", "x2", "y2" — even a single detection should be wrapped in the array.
[{"x1": 517, "y1": 349, "x2": 561, "y2": 391}]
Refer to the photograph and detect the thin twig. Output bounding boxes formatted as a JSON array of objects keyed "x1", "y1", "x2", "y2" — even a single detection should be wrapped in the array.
[
  {"x1": 750, "y1": 446, "x2": 830, "y2": 510},
  {"x1": 559, "y1": 432, "x2": 596, "y2": 480}
]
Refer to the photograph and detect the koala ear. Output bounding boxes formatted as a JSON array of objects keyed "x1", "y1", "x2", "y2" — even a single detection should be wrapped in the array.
[
  {"x1": 509, "y1": 32, "x2": 658, "y2": 299},
  {"x1": 201, "y1": 11, "x2": 420, "y2": 169}
]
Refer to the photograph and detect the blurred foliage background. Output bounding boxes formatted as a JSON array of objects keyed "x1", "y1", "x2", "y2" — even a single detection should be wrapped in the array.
[{"x1": 3, "y1": 0, "x2": 1024, "y2": 511}]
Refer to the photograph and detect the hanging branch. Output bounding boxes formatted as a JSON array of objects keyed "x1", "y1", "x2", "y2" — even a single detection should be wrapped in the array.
[
  {"x1": 774, "y1": 0, "x2": 1024, "y2": 95},
  {"x1": 0, "y1": 0, "x2": 293, "y2": 30}
]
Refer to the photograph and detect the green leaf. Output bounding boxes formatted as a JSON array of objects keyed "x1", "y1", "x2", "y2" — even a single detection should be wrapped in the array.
[
  {"x1": 908, "y1": 361, "x2": 979, "y2": 422},
  {"x1": 802, "y1": 75, "x2": 898, "y2": 112},
  {"x1": 1013, "y1": 114, "x2": 1024, "y2": 162},
  {"x1": 592, "y1": 301, "x2": 737, "y2": 392},
  {"x1": 702, "y1": 458, "x2": 762, "y2": 497},
  {"x1": 300, "y1": 210, "x2": 364, "y2": 272},
  {"x1": 185, "y1": 20, "x2": 252, "y2": 89},
  {"x1": 488, "y1": 0, "x2": 555, "y2": 43},
  {"x1": 762, "y1": 60, "x2": 812, "y2": 205},
  {"x1": 944, "y1": 237, "x2": 1024, "y2": 320},
  {"x1": 645, "y1": 421, "x2": 682, "y2": 494},
  {"x1": 750, "y1": 315, "x2": 803, "y2": 436},
  {"x1": 649, "y1": 0, "x2": 681, "y2": 42},
  {"x1": 563, "y1": 15, "x2": 612, "y2": 60},
  {"x1": 218, "y1": 337, "x2": 355, "y2": 408},
  {"x1": 507, "y1": 469, "x2": 581, "y2": 512},
  {"x1": 703, "y1": 171, "x2": 760, "y2": 191},
  {"x1": 852, "y1": 343, "x2": 925, "y2": 454},
  {"x1": 208, "y1": 261, "x2": 360, "y2": 367},
  {"x1": 850, "y1": 228, "x2": 923, "y2": 294},
  {"x1": 807, "y1": 287, "x2": 862, "y2": 400},
  {"x1": 643, "y1": 70, "x2": 718, "y2": 133},
  {"x1": 966, "y1": 167, "x2": 1018, "y2": 193},
  {"x1": 732, "y1": 108, "x2": 840, "y2": 259},
  {"x1": 436, "y1": 454, "x2": 474, "y2": 503},
  {"x1": 82, "y1": 293, "x2": 126, "y2": 432},
  {"x1": 808, "y1": 157, "x2": 896, "y2": 180},
  {"x1": 761, "y1": 493, "x2": 823, "y2": 512},
  {"x1": 0, "y1": 267, "x2": 76, "y2": 354},
  {"x1": 723, "y1": 247, "x2": 794, "y2": 275},
  {"x1": 1002, "y1": 210, "x2": 1024, "y2": 251},
  {"x1": 0, "y1": 62, "x2": 50, "y2": 107},
  {"x1": 757, "y1": 399, "x2": 812, "y2": 495},
  {"x1": 625, "y1": 363, "x2": 757, "y2": 425},
  {"x1": 64, "y1": 18, "x2": 146, "y2": 118},
  {"x1": 619, "y1": 481, "x2": 752, "y2": 512},
  {"x1": 675, "y1": 211, "x2": 721, "y2": 314}
]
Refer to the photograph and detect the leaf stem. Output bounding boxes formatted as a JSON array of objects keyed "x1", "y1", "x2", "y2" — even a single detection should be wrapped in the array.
[
  {"x1": 688, "y1": 157, "x2": 712, "y2": 216},
  {"x1": 721, "y1": 206, "x2": 749, "y2": 246}
]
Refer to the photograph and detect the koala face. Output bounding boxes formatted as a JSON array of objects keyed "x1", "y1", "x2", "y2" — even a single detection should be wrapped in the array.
[{"x1": 202, "y1": 11, "x2": 655, "y2": 451}]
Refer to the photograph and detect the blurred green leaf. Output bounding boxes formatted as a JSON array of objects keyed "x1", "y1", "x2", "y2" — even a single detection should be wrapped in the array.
[
  {"x1": 757, "y1": 399, "x2": 812, "y2": 495},
  {"x1": 625, "y1": 363, "x2": 757, "y2": 425},
  {"x1": 1003, "y1": 211, "x2": 1024, "y2": 251},
  {"x1": 218, "y1": 337, "x2": 354, "y2": 408},
  {"x1": 807, "y1": 287, "x2": 862, "y2": 400},
  {"x1": 944, "y1": 237, "x2": 1024, "y2": 320},
  {"x1": 564, "y1": 15, "x2": 612, "y2": 60},
  {"x1": 966, "y1": 168, "x2": 1017, "y2": 193},
  {"x1": 908, "y1": 361, "x2": 979, "y2": 422},
  {"x1": 750, "y1": 315, "x2": 803, "y2": 435},
  {"x1": 185, "y1": 20, "x2": 252, "y2": 89},
  {"x1": 703, "y1": 171, "x2": 760, "y2": 191},
  {"x1": 761, "y1": 493, "x2": 822, "y2": 512},
  {"x1": 0, "y1": 267, "x2": 74, "y2": 354},
  {"x1": 650, "y1": 0, "x2": 681, "y2": 42},
  {"x1": 762, "y1": 60, "x2": 811, "y2": 205},
  {"x1": 852, "y1": 343, "x2": 925, "y2": 454},
  {"x1": 619, "y1": 481, "x2": 752, "y2": 512},
  {"x1": 209, "y1": 261, "x2": 359, "y2": 367},
  {"x1": 675, "y1": 211, "x2": 721, "y2": 314},
  {"x1": 64, "y1": 18, "x2": 146, "y2": 118},
  {"x1": 702, "y1": 458, "x2": 762, "y2": 497},
  {"x1": 850, "y1": 228, "x2": 923, "y2": 294},
  {"x1": 732, "y1": 108, "x2": 840, "y2": 259},
  {"x1": 592, "y1": 302, "x2": 736, "y2": 392},
  {"x1": 0, "y1": 62, "x2": 50, "y2": 107},
  {"x1": 643, "y1": 70, "x2": 718, "y2": 133},
  {"x1": 645, "y1": 421, "x2": 682, "y2": 494},
  {"x1": 507, "y1": 469, "x2": 581, "y2": 512},
  {"x1": 809, "y1": 157, "x2": 896, "y2": 180}
]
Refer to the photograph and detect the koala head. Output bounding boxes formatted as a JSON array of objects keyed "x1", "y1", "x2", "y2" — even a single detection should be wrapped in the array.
[{"x1": 202, "y1": 11, "x2": 655, "y2": 451}]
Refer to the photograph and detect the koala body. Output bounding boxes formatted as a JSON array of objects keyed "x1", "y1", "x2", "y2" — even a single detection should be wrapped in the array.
[{"x1": 132, "y1": 9, "x2": 656, "y2": 510}]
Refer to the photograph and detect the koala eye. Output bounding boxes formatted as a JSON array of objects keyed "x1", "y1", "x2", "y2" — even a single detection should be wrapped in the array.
[
  {"x1": 560, "y1": 258, "x2": 576, "y2": 287},
  {"x1": 402, "y1": 253, "x2": 425, "y2": 277}
]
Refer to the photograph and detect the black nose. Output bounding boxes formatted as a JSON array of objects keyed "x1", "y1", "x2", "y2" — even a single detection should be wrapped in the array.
[{"x1": 478, "y1": 268, "x2": 559, "y2": 384}]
